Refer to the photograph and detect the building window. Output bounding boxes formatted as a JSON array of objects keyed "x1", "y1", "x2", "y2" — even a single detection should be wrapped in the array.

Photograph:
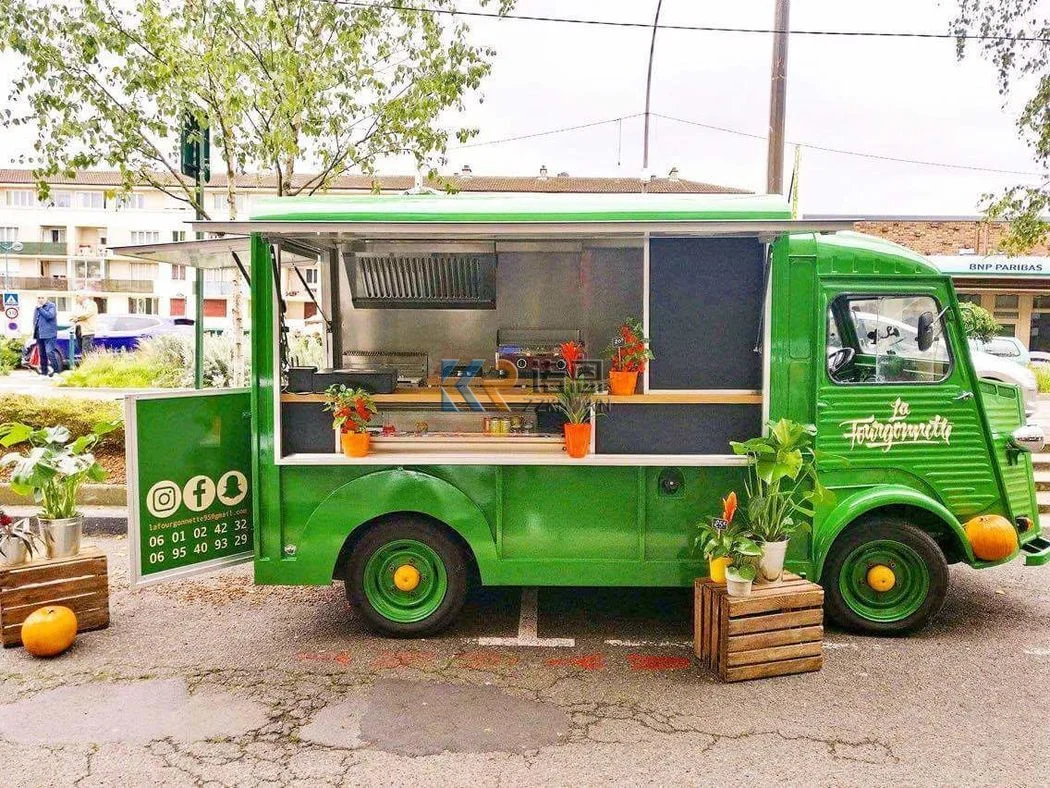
[
  {"x1": 128, "y1": 297, "x2": 158, "y2": 315},
  {"x1": 957, "y1": 292, "x2": 983, "y2": 306},
  {"x1": 0, "y1": 227, "x2": 18, "y2": 242},
  {"x1": 76, "y1": 191, "x2": 105, "y2": 209},
  {"x1": 6, "y1": 190, "x2": 35, "y2": 207},
  {"x1": 994, "y1": 294, "x2": 1020, "y2": 310},
  {"x1": 303, "y1": 267, "x2": 319, "y2": 285},
  {"x1": 118, "y1": 193, "x2": 145, "y2": 210},
  {"x1": 211, "y1": 193, "x2": 249, "y2": 215},
  {"x1": 43, "y1": 227, "x2": 66, "y2": 243},
  {"x1": 130, "y1": 262, "x2": 156, "y2": 280},
  {"x1": 304, "y1": 302, "x2": 317, "y2": 319},
  {"x1": 171, "y1": 264, "x2": 187, "y2": 281},
  {"x1": 48, "y1": 191, "x2": 73, "y2": 208},
  {"x1": 169, "y1": 297, "x2": 186, "y2": 317},
  {"x1": 171, "y1": 230, "x2": 186, "y2": 242},
  {"x1": 129, "y1": 230, "x2": 161, "y2": 245},
  {"x1": 203, "y1": 298, "x2": 227, "y2": 318}
]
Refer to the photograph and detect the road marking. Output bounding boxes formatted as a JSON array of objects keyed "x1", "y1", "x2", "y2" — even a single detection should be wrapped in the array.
[
  {"x1": 604, "y1": 639, "x2": 692, "y2": 648},
  {"x1": 626, "y1": 654, "x2": 692, "y2": 671},
  {"x1": 477, "y1": 588, "x2": 576, "y2": 648}
]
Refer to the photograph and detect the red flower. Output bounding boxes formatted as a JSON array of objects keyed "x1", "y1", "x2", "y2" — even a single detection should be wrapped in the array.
[
  {"x1": 355, "y1": 399, "x2": 370, "y2": 421},
  {"x1": 721, "y1": 491, "x2": 738, "y2": 524},
  {"x1": 0, "y1": 512, "x2": 11, "y2": 527},
  {"x1": 559, "y1": 341, "x2": 584, "y2": 377}
]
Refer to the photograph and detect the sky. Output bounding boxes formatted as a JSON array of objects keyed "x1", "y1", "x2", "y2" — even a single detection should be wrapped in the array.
[{"x1": 1, "y1": 0, "x2": 1045, "y2": 216}]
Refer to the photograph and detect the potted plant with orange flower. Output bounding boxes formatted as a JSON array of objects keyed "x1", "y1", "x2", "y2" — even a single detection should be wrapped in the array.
[
  {"x1": 605, "y1": 317, "x2": 653, "y2": 395},
  {"x1": 551, "y1": 375, "x2": 606, "y2": 458},
  {"x1": 325, "y1": 384, "x2": 378, "y2": 457},
  {"x1": 693, "y1": 491, "x2": 761, "y2": 586}
]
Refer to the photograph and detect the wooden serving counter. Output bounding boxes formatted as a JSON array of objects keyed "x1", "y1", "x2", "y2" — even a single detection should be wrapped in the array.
[{"x1": 280, "y1": 388, "x2": 762, "y2": 406}]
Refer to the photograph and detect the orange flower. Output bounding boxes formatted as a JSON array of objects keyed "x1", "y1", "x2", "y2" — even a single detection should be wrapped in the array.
[{"x1": 721, "y1": 491, "x2": 738, "y2": 524}]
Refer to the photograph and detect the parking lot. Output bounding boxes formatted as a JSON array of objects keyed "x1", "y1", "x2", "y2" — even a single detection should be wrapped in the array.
[{"x1": 0, "y1": 535, "x2": 1048, "y2": 786}]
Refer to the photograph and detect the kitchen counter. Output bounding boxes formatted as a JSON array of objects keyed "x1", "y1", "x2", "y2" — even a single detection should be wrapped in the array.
[{"x1": 280, "y1": 388, "x2": 762, "y2": 405}]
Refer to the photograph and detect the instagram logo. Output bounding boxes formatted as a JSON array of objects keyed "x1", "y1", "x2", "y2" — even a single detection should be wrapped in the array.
[{"x1": 146, "y1": 480, "x2": 181, "y2": 518}]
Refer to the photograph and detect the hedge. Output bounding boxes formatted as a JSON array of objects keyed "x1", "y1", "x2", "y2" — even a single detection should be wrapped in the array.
[{"x1": 0, "y1": 395, "x2": 124, "y2": 449}]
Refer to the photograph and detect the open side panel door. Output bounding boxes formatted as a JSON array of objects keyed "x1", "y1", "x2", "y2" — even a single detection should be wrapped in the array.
[{"x1": 126, "y1": 389, "x2": 253, "y2": 585}]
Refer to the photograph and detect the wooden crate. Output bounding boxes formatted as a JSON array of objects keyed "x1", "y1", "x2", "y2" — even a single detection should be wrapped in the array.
[
  {"x1": 695, "y1": 573, "x2": 824, "y2": 682},
  {"x1": 0, "y1": 547, "x2": 110, "y2": 648}
]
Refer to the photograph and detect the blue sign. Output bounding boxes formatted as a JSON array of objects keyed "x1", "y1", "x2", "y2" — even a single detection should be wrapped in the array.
[{"x1": 3, "y1": 293, "x2": 18, "y2": 307}]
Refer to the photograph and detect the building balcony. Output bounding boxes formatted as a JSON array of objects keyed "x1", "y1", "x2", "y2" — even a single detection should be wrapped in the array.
[
  {"x1": 70, "y1": 277, "x2": 153, "y2": 294},
  {"x1": 0, "y1": 275, "x2": 70, "y2": 291},
  {"x1": 203, "y1": 281, "x2": 235, "y2": 296},
  {"x1": 0, "y1": 241, "x2": 68, "y2": 256}
]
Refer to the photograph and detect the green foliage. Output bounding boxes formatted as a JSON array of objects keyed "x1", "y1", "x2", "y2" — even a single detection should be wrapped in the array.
[
  {"x1": 0, "y1": 514, "x2": 41, "y2": 560},
  {"x1": 288, "y1": 330, "x2": 326, "y2": 369},
  {"x1": 0, "y1": 395, "x2": 123, "y2": 448},
  {"x1": 59, "y1": 349, "x2": 181, "y2": 389},
  {"x1": 959, "y1": 301, "x2": 1002, "y2": 342},
  {"x1": 0, "y1": 0, "x2": 512, "y2": 211},
  {"x1": 694, "y1": 493, "x2": 762, "y2": 561},
  {"x1": 0, "y1": 420, "x2": 119, "y2": 519},
  {"x1": 1032, "y1": 364, "x2": 1050, "y2": 393},
  {"x1": 953, "y1": 3, "x2": 1050, "y2": 250},
  {"x1": 725, "y1": 563, "x2": 757, "y2": 583},
  {"x1": 730, "y1": 419, "x2": 833, "y2": 543},
  {"x1": 0, "y1": 338, "x2": 23, "y2": 375},
  {"x1": 324, "y1": 385, "x2": 377, "y2": 434},
  {"x1": 551, "y1": 376, "x2": 607, "y2": 424},
  {"x1": 605, "y1": 317, "x2": 655, "y2": 373}
]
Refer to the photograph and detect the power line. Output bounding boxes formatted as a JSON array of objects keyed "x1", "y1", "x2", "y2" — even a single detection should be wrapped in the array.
[
  {"x1": 655, "y1": 114, "x2": 1044, "y2": 177},
  {"x1": 338, "y1": 2, "x2": 1050, "y2": 44},
  {"x1": 447, "y1": 111, "x2": 1044, "y2": 178},
  {"x1": 450, "y1": 114, "x2": 642, "y2": 149}
]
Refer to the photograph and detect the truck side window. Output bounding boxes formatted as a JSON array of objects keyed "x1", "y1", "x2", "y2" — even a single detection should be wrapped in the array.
[{"x1": 827, "y1": 295, "x2": 952, "y2": 384}]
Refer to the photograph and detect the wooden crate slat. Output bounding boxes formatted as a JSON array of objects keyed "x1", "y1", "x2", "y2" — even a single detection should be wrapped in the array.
[
  {"x1": 726, "y1": 640, "x2": 824, "y2": 667},
  {"x1": 0, "y1": 553, "x2": 106, "y2": 587},
  {"x1": 2, "y1": 590, "x2": 109, "y2": 624},
  {"x1": 727, "y1": 607, "x2": 823, "y2": 635},
  {"x1": 1, "y1": 574, "x2": 108, "y2": 610},
  {"x1": 727, "y1": 625, "x2": 824, "y2": 653},
  {"x1": 726, "y1": 588, "x2": 824, "y2": 616},
  {"x1": 694, "y1": 580, "x2": 705, "y2": 659},
  {"x1": 724, "y1": 655, "x2": 824, "y2": 682}
]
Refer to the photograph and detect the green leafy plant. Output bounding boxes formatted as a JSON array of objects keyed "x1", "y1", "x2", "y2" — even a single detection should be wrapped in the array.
[
  {"x1": 730, "y1": 419, "x2": 833, "y2": 544},
  {"x1": 959, "y1": 302, "x2": 1001, "y2": 343},
  {"x1": 551, "y1": 375, "x2": 607, "y2": 424},
  {"x1": 0, "y1": 421, "x2": 119, "y2": 520},
  {"x1": 0, "y1": 511, "x2": 40, "y2": 559},
  {"x1": 605, "y1": 317, "x2": 655, "y2": 372},
  {"x1": 694, "y1": 491, "x2": 762, "y2": 560},
  {"x1": 725, "y1": 563, "x2": 757, "y2": 583},
  {"x1": 324, "y1": 385, "x2": 377, "y2": 434}
]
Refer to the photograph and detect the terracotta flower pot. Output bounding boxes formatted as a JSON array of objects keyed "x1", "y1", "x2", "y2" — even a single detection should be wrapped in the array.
[
  {"x1": 563, "y1": 422, "x2": 592, "y2": 458},
  {"x1": 608, "y1": 369, "x2": 639, "y2": 395},
  {"x1": 341, "y1": 431, "x2": 371, "y2": 458}
]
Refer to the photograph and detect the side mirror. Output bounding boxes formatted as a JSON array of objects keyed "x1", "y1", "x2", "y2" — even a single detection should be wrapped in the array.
[{"x1": 916, "y1": 311, "x2": 936, "y2": 352}]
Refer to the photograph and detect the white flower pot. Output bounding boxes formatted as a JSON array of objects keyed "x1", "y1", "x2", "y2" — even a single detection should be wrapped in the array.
[
  {"x1": 725, "y1": 576, "x2": 754, "y2": 598},
  {"x1": 759, "y1": 539, "x2": 790, "y2": 585}
]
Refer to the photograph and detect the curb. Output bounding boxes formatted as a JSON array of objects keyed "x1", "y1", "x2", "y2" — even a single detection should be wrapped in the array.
[
  {"x1": 0, "y1": 483, "x2": 127, "y2": 508},
  {"x1": 4, "y1": 506, "x2": 128, "y2": 536}
]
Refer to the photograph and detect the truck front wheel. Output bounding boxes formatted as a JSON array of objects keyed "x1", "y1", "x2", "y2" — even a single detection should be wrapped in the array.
[
  {"x1": 345, "y1": 516, "x2": 468, "y2": 637},
  {"x1": 823, "y1": 518, "x2": 948, "y2": 635}
]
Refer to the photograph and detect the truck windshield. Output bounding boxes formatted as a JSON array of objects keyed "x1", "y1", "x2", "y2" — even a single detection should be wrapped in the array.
[{"x1": 828, "y1": 294, "x2": 952, "y2": 384}]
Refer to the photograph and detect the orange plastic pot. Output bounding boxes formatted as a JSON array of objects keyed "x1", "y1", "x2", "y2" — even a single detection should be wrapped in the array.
[
  {"x1": 341, "y1": 431, "x2": 371, "y2": 457},
  {"x1": 708, "y1": 556, "x2": 732, "y2": 584},
  {"x1": 563, "y1": 422, "x2": 592, "y2": 458},
  {"x1": 608, "y1": 369, "x2": 639, "y2": 395}
]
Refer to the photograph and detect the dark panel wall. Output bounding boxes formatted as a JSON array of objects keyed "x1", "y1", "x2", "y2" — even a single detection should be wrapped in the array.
[
  {"x1": 648, "y1": 237, "x2": 765, "y2": 389},
  {"x1": 596, "y1": 404, "x2": 762, "y2": 455},
  {"x1": 282, "y1": 402, "x2": 336, "y2": 454}
]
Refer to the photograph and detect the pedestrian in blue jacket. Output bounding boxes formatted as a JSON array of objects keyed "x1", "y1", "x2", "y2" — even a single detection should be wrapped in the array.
[{"x1": 32, "y1": 296, "x2": 60, "y2": 376}]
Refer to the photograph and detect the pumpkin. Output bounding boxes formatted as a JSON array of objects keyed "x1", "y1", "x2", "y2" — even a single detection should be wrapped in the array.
[
  {"x1": 21, "y1": 605, "x2": 78, "y2": 657},
  {"x1": 964, "y1": 515, "x2": 1018, "y2": 562}
]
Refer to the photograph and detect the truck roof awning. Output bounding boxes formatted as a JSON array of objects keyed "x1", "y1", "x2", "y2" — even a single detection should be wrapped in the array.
[
  {"x1": 186, "y1": 218, "x2": 856, "y2": 241},
  {"x1": 111, "y1": 236, "x2": 321, "y2": 269}
]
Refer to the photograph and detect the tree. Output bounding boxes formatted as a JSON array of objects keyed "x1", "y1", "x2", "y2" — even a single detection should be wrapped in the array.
[
  {"x1": 959, "y1": 301, "x2": 1002, "y2": 342},
  {"x1": 1, "y1": 0, "x2": 509, "y2": 383},
  {"x1": 952, "y1": 3, "x2": 1050, "y2": 252}
]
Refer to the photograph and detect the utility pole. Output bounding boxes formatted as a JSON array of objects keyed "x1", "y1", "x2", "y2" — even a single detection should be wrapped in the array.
[
  {"x1": 766, "y1": 0, "x2": 790, "y2": 194},
  {"x1": 642, "y1": 0, "x2": 664, "y2": 171}
]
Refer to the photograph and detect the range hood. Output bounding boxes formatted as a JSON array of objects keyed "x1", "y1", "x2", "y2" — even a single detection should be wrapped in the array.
[{"x1": 344, "y1": 245, "x2": 497, "y2": 309}]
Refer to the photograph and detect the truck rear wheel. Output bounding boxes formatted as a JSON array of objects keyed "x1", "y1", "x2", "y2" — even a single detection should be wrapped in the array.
[
  {"x1": 345, "y1": 516, "x2": 468, "y2": 637},
  {"x1": 823, "y1": 518, "x2": 948, "y2": 635}
]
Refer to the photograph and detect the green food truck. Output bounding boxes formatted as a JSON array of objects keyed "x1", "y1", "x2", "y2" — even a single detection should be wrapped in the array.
[{"x1": 120, "y1": 192, "x2": 1050, "y2": 637}]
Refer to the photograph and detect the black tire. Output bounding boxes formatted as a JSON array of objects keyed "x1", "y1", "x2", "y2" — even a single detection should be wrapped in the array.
[
  {"x1": 822, "y1": 517, "x2": 949, "y2": 635},
  {"x1": 345, "y1": 515, "x2": 468, "y2": 638}
]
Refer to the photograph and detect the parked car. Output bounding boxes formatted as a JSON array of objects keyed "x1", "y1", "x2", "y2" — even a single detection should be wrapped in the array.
[
  {"x1": 1030, "y1": 350, "x2": 1050, "y2": 366},
  {"x1": 970, "y1": 336, "x2": 1031, "y2": 366},
  {"x1": 22, "y1": 314, "x2": 194, "y2": 372}
]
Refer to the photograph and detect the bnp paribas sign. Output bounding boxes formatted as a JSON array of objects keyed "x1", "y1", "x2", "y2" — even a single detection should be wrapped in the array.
[{"x1": 930, "y1": 255, "x2": 1050, "y2": 277}]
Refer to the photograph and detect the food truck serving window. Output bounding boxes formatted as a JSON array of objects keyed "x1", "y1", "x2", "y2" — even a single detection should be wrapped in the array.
[{"x1": 827, "y1": 294, "x2": 952, "y2": 385}]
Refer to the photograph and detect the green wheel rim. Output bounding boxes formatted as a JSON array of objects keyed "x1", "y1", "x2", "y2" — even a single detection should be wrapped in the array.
[
  {"x1": 363, "y1": 539, "x2": 448, "y2": 624},
  {"x1": 838, "y1": 539, "x2": 930, "y2": 623}
]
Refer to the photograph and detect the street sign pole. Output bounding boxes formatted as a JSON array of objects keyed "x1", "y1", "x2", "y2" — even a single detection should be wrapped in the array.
[
  {"x1": 194, "y1": 167, "x2": 205, "y2": 390},
  {"x1": 181, "y1": 114, "x2": 209, "y2": 390}
]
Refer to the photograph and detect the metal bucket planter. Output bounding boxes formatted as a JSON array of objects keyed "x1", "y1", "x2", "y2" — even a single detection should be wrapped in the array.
[
  {"x1": 38, "y1": 516, "x2": 83, "y2": 559},
  {"x1": 0, "y1": 535, "x2": 29, "y2": 567}
]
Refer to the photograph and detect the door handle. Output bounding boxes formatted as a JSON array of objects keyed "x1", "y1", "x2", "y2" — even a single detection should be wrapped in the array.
[{"x1": 953, "y1": 391, "x2": 974, "y2": 402}]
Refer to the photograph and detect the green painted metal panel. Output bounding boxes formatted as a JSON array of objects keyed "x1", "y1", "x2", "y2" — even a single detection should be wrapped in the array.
[
  {"x1": 248, "y1": 193, "x2": 793, "y2": 223},
  {"x1": 127, "y1": 391, "x2": 253, "y2": 584},
  {"x1": 978, "y1": 379, "x2": 1038, "y2": 525}
]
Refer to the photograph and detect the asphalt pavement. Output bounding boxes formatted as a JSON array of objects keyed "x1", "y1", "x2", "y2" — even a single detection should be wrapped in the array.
[{"x1": 1, "y1": 536, "x2": 1048, "y2": 786}]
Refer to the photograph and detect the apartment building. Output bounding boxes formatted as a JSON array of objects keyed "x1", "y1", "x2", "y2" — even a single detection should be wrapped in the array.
[{"x1": 0, "y1": 167, "x2": 742, "y2": 335}]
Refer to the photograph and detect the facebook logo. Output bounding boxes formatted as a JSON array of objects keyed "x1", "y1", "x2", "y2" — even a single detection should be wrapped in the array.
[{"x1": 182, "y1": 475, "x2": 216, "y2": 512}]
